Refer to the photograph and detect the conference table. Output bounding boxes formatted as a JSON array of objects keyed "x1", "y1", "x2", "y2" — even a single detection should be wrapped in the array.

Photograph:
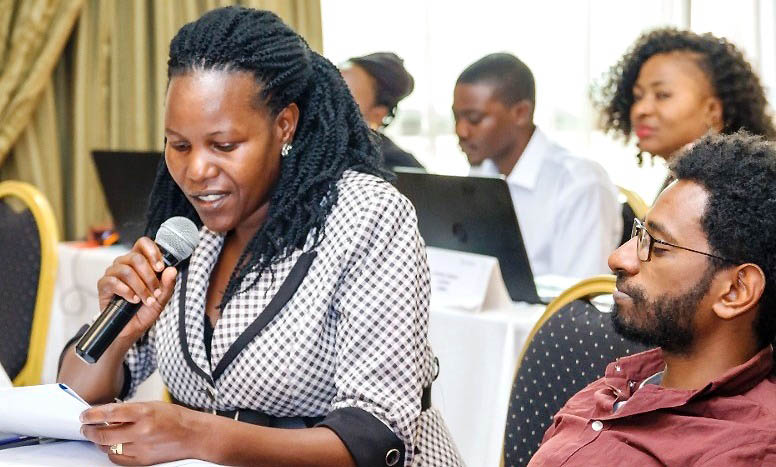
[{"x1": 34, "y1": 242, "x2": 549, "y2": 467}]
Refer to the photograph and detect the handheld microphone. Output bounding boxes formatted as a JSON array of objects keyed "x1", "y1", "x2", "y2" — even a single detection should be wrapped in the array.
[{"x1": 75, "y1": 217, "x2": 199, "y2": 364}]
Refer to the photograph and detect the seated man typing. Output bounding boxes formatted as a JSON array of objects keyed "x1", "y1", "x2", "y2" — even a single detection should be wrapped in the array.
[
  {"x1": 529, "y1": 132, "x2": 776, "y2": 466},
  {"x1": 453, "y1": 53, "x2": 621, "y2": 277}
]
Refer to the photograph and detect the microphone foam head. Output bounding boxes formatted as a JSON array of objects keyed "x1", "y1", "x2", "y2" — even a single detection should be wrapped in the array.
[{"x1": 155, "y1": 217, "x2": 199, "y2": 261}]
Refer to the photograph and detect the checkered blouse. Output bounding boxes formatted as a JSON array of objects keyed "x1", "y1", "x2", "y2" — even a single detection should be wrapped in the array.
[{"x1": 122, "y1": 171, "x2": 463, "y2": 467}]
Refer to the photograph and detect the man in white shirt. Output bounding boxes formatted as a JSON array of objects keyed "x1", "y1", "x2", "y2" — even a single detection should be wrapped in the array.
[{"x1": 452, "y1": 53, "x2": 621, "y2": 278}]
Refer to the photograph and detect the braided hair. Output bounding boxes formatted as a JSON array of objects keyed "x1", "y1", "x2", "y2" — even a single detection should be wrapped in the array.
[
  {"x1": 145, "y1": 6, "x2": 387, "y2": 309},
  {"x1": 593, "y1": 28, "x2": 776, "y2": 162}
]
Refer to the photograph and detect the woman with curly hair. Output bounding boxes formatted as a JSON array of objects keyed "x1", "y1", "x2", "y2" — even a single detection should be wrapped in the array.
[{"x1": 594, "y1": 27, "x2": 776, "y2": 163}]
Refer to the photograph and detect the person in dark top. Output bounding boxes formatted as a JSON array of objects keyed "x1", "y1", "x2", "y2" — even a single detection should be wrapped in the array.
[
  {"x1": 340, "y1": 52, "x2": 424, "y2": 171},
  {"x1": 529, "y1": 132, "x2": 776, "y2": 466}
]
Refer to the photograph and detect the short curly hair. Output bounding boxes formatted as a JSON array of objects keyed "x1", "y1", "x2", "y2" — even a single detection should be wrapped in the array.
[
  {"x1": 594, "y1": 28, "x2": 776, "y2": 150},
  {"x1": 671, "y1": 131, "x2": 776, "y2": 348}
]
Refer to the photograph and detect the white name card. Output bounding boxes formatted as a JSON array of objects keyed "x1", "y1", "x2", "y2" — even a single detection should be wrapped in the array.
[{"x1": 426, "y1": 246, "x2": 511, "y2": 312}]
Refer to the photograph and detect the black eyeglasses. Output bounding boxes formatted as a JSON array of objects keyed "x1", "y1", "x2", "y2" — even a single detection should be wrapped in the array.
[{"x1": 631, "y1": 218, "x2": 736, "y2": 263}]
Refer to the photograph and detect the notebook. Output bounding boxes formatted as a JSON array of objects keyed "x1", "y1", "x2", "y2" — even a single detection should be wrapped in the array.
[
  {"x1": 393, "y1": 168, "x2": 541, "y2": 304},
  {"x1": 91, "y1": 150, "x2": 162, "y2": 245}
]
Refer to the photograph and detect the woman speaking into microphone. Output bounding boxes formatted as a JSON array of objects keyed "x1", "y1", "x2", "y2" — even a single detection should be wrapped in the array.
[{"x1": 57, "y1": 6, "x2": 462, "y2": 467}]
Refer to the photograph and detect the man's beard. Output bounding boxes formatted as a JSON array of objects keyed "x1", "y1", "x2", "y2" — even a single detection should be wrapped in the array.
[{"x1": 611, "y1": 267, "x2": 715, "y2": 354}]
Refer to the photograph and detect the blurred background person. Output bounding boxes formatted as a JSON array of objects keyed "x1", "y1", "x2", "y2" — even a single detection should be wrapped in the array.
[
  {"x1": 340, "y1": 52, "x2": 424, "y2": 171},
  {"x1": 453, "y1": 53, "x2": 621, "y2": 279},
  {"x1": 594, "y1": 27, "x2": 776, "y2": 191}
]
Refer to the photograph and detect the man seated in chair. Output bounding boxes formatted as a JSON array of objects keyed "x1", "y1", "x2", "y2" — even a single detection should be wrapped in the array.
[
  {"x1": 529, "y1": 132, "x2": 776, "y2": 466},
  {"x1": 452, "y1": 53, "x2": 621, "y2": 278}
]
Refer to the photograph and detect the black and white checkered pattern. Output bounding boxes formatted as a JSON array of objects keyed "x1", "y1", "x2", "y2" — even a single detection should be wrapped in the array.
[{"x1": 123, "y1": 171, "x2": 463, "y2": 466}]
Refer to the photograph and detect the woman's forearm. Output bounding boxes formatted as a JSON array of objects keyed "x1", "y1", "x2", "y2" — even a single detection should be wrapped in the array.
[
  {"x1": 190, "y1": 412, "x2": 356, "y2": 467},
  {"x1": 57, "y1": 334, "x2": 136, "y2": 404}
]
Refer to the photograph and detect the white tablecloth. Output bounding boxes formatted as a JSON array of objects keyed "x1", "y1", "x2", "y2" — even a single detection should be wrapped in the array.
[
  {"x1": 429, "y1": 305, "x2": 544, "y2": 467},
  {"x1": 43, "y1": 243, "x2": 546, "y2": 466}
]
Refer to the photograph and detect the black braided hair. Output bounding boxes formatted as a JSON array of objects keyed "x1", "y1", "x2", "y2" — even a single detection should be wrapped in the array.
[
  {"x1": 593, "y1": 28, "x2": 776, "y2": 162},
  {"x1": 144, "y1": 6, "x2": 387, "y2": 309}
]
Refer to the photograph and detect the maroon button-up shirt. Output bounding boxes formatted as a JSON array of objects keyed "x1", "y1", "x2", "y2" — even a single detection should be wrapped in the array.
[{"x1": 528, "y1": 346, "x2": 776, "y2": 466}]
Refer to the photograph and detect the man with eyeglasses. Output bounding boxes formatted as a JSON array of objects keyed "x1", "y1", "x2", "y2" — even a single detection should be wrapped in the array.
[{"x1": 528, "y1": 132, "x2": 776, "y2": 466}]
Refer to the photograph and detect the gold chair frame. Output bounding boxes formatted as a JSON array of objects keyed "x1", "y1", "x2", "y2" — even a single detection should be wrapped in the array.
[
  {"x1": 0, "y1": 181, "x2": 59, "y2": 386},
  {"x1": 617, "y1": 185, "x2": 650, "y2": 220},
  {"x1": 501, "y1": 274, "x2": 615, "y2": 466}
]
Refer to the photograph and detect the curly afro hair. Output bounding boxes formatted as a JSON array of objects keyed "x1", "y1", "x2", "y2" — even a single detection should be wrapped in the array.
[
  {"x1": 594, "y1": 28, "x2": 776, "y2": 155},
  {"x1": 671, "y1": 131, "x2": 776, "y2": 349}
]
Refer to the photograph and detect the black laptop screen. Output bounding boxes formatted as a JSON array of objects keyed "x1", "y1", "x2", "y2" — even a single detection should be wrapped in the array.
[{"x1": 91, "y1": 150, "x2": 162, "y2": 245}]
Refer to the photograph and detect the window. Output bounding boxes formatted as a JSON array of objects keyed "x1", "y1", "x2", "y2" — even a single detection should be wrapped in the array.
[{"x1": 322, "y1": 0, "x2": 771, "y2": 201}]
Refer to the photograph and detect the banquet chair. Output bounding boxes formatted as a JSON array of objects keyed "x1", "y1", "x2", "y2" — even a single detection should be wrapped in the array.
[
  {"x1": 0, "y1": 181, "x2": 58, "y2": 386},
  {"x1": 501, "y1": 275, "x2": 648, "y2": 466},
  {"x1": 618, "y1": 185, "x2": 649, "y2": 220},
  {"x1": 617, "y1": 185, "x2": 650, "y2": 246}
]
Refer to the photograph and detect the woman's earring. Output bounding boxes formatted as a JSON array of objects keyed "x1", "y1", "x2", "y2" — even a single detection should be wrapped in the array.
[{"x1": 281, "y1": 143, "x2": 292, "y2": 158}]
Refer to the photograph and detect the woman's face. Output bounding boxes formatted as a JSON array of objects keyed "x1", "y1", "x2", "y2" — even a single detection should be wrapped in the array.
[
  {"x1": 164, "y1": 69, "x2": 297, "y2": 234},
  {"x1": 629, "y1": 52, "x2": 723, "y2": 158}
]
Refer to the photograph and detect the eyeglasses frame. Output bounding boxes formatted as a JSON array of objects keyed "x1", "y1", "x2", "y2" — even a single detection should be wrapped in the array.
[{"x1": 630, "y1": 218, "x2": 737, "y2": 264}]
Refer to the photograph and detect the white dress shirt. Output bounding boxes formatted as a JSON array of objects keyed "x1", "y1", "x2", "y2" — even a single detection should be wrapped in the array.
[{"x1": 470, "y1": 128, "x2": 621, "y2": 278}]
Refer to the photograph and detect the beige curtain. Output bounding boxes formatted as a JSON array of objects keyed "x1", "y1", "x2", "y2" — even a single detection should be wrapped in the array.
[
  {"x1": 0, "y1": 0, "x2": 85, "y2": 231},
  {"x1": 0, "y1": 0, "x2": 322, "y2": 240}
]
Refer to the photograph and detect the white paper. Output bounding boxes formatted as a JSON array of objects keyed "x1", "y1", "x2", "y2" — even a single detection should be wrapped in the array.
[
  {"x1": 427, "y1": 247, "x2": 511, "y2": 312},
  {"x1": 0, "y1": 440, "x2": 221, "y2": 466},
  {"x1": 534, "y1": 274, "x2": 581, "y2": 301},
  {"x1": 0, "y1": 384, "x2": 89, "y2": 440}
]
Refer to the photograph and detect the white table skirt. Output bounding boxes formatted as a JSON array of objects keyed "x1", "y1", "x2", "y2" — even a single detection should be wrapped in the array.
[
  {"x1": 43, "y1": 243, "x2": 546, "y2": 466},
  {"x1": 429, "y1": 305, "x2": 544, "y2": 467}
]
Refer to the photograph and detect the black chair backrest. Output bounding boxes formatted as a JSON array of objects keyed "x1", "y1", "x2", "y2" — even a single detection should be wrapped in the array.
[
  {"x1": 0, "y1": 199, "x2": 40, "y2": 380},
  {"x1": 503, "y1": 299, "x2": 649, "y2": 466},
  {"x1": 620, "y1": 202, "x2": 636, "y2": 246}
]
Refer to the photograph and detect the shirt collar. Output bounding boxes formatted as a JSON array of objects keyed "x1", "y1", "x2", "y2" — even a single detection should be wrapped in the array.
[
  {"x1": 469, "y1": 127, "x2": 549, "y2": 191},
  {"x1": 503, "y1": 126, "x2": 549, "y2": 191},
  {"x1": 695, "y1": 345, "x2": 775, "y2": 398},
  {"x1": 605, "y1": 345, "x2": 774, "y2": 399}
]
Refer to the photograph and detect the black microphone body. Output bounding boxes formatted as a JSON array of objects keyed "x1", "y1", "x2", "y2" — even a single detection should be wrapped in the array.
[{"x1": 75, "y1": 246, "x2": 183, "y2": 364}]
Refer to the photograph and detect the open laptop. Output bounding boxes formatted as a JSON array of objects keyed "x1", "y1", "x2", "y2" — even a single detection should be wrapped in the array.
[
  {"x1": 91, "y1": 150, "x2": 162, "y2": 245},
  {"x1": 393, "y1": 168, "x2": 541, "y2": 304}
]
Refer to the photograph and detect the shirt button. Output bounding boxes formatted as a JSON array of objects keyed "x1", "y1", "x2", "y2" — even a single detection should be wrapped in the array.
[
  {"x1": 385, "y1": 448, "x2": 400, "y2": 466},
  {"x1": 591, "y1": 420, "x2": 604, "y2": 431}
]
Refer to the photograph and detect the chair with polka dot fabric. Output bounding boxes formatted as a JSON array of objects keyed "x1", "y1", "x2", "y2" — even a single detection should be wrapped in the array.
[
  {"x1": 501, "y1": 275, "x2": 648, "y2": 466},
  {"x1": 0, "y1": 181, "x2": 58, "y2": 386}
]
